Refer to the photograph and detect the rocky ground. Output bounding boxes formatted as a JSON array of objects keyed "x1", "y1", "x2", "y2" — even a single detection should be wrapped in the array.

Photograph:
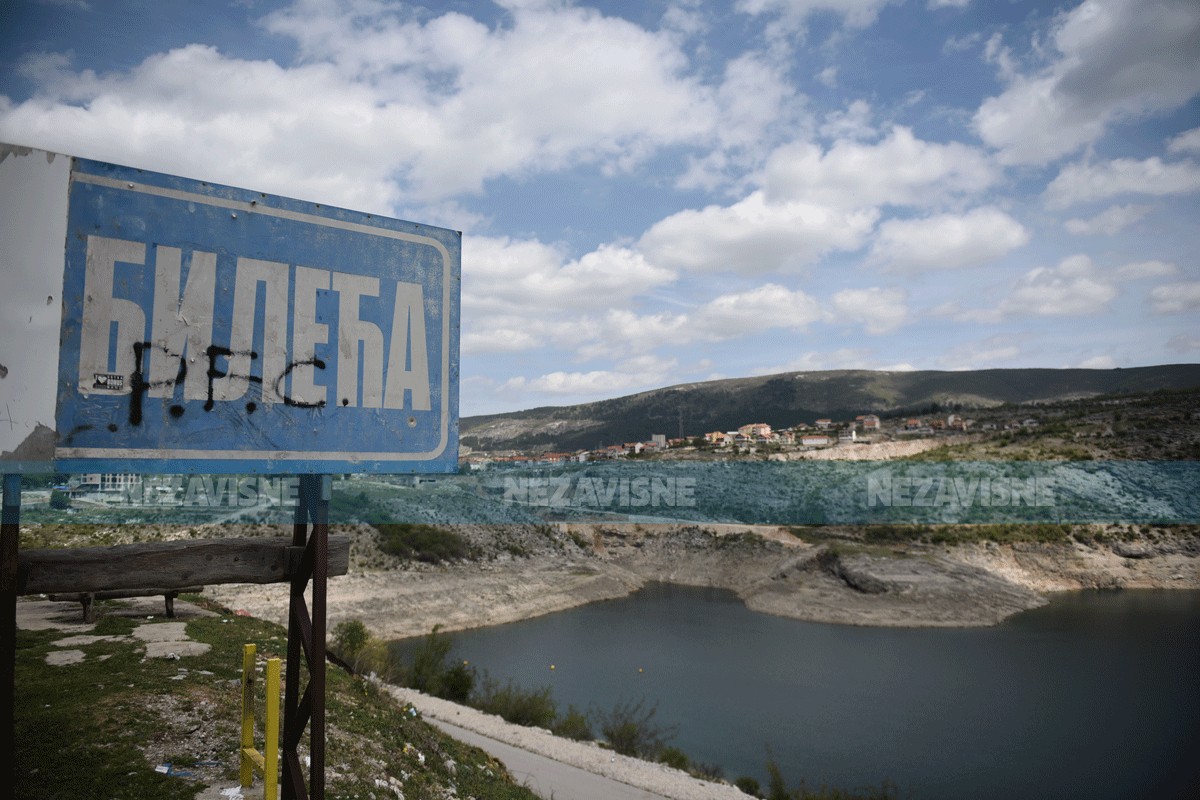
[
  {"x1": 768, "y1": 436, "x2": 981, "y2": 461},
  {"x1": 206, "y1": 522, "x2": 1200, "y2": 641}
]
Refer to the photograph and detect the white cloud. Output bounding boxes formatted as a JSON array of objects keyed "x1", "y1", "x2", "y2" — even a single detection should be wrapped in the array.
[
  {"x1": 1, "y1": 46, "x2": 414, "y2": 214},
  {"x1": 737, "y1": 0, "x2": 897, "y2": 30},
  {"x1": 575, "y1": 310, "x2": 692, "y2": 359},
  {"x1": 929, "y1": 0, "x2": 970, "y2": 8},
  {"x1": 501, "y1": 354, "x2": 679, "y2": 399},
  {"x1": 816, "y1": 66, "x2": 839, "y2": 88},
  {"x1": 869, "y1": 207, "x2": 1029, "y2": 272},
  {"x1": 1045, "y1": 157, "x2": 1200, "y2": 208},
  {"x1": 661, "y1": 4, "x2": 709, "y2": 38},
  {"x1": 762, "y1": 126, "x2": 998, "y2": 210},
  {"x1": 818, "y1": 100, "x2": 874, "y2": 141},
  {"x1": 750, "y1": 350, "x2": 917, "y2": 375},
  {"x1": 462, "y1": 327, "x2": 542, "y2": 355},
  {"x1": 1064, "y1": 203, "x2": 1150, "y2": 235},
  {"x1": 587, "y1": 283, "x2": 829, "y2": 360},
  {"x1": 468, "y1": 278, "x2": 828, "y2": 364},
  {"x1": 982, "y1": 31, "x2": 1018, "y2": 83},
  {"x1": 1149, "y1": 281, "x2": 1200, "y2": 314},
  {"x1": 1000, "y1": 255, "x2": 1118, "y2": 316},
  {"x1": 1167, "y1": 127, "x2": 1200, "y2": 154},
  {"x1": 936, "y1": 335, "x2": 1024, "y2": 370},
  {"x1": 752, "y1": 349, "x2": 871, "y2": 374},
  {"x1": 677, "y1": 53, "x2": 804, "y2": 191},
  {"x1": 1078, "y1": 355, "x2": 1117, "y2": 369},
  {"x1": 944, "y1": 32, "x2": 982, "y2": 54},
  {"x1": 974, "y1": 0, "x2": 1200, "y2": 165},
  {"x1": 832, "y1": 287, "x2": 908, "y2": 333},
  {"x1": 693, "y1": 283, "x2": 825, "y2": 337},
  {"x1": 459, "y1": 235, "x2": 681, "y2": 358},
  {"x1": 503, "y1": 367, "x2": 661, "y2": 397},
  {"x1": 638, "y1": 191, "x2": 877, "y2": 274},
  {"x1": 1167, "y1": 333, "x2": 1200, "y2": 353},
  {"x1": 712, "y1": 53, "x2": 799, "y2": 153},
  {"x1": 0, "y1": 1, "x2": 721, "y2": 208},
  {"x1": 1114, "y1": 260, "x2": 1178, "y2": 280},
  {"x1": 464, "y1": 237, "x2": 675, "y2": 315}
]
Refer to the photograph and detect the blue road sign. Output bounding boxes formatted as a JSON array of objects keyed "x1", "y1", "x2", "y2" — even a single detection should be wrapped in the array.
[{"x1": 2, "y1": 145, "x2": 460, "y2": 474}]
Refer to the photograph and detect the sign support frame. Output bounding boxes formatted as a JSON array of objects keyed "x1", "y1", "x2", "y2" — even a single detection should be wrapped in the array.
[
  {"x1": 1, "y1": 473, "x2": 19, "y2": 800},
  {"x1": 282, "y1": 474, "x2": 330, "y2": 800}
]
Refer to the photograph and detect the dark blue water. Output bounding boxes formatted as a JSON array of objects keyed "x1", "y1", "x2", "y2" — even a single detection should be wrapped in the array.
[{"x1": 394, "y1": 586, "x2": 1200, "y2": 799}]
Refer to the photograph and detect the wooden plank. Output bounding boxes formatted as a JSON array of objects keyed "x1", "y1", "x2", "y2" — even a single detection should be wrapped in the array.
[
  {"x1": 17, "y1": 535, "x2": 349, "y2": 595},
  {"x1": 47, "y1": 587, "x2": 203, "y2": 602}
]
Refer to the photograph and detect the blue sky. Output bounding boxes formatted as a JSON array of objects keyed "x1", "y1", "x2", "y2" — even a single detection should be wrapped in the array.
[{"x1": 1, "y1": 0, "x2": 1198, "y2": 418}]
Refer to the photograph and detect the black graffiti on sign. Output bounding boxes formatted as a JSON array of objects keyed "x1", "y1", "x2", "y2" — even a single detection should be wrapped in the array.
[
  {"x1": 275, "y1": 358, "x2": 328, "y2": 409},
  {"x1": 124, "y1": 341, "x2": 327, "y2": 426}
]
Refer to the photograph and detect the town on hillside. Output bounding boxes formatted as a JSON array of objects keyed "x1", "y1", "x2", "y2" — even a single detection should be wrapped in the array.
[{"x1": 458, "y1": 409, "x2": 1045, "y2": 469}]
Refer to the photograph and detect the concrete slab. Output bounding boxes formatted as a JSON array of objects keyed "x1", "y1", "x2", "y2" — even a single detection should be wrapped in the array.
[{"x1": 45, "y1": 649, "x2": 86, "y2": 666}]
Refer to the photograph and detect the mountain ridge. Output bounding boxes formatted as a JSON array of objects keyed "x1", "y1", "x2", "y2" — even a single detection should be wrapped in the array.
[{"x1": 461, "y1": 364, "x2": 1200, "y2": 451}]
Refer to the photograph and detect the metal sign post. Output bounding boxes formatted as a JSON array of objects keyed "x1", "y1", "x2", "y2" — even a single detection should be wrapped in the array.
[{"x1": 1, "y1": 474, "x2": 19, "y2": 800}]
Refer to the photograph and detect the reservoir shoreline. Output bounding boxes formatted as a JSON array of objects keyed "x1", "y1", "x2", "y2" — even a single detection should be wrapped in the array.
[{"x1": 206, "y1": 522, "x2": 1200, "y2": 640}]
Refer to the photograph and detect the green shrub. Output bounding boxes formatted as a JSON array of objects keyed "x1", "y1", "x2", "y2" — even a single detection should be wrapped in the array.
[
  {"x1": 552, "y1": 705, "x2": 593, "y2": 741},
  {"x1": 658, "y1": 746, "x2": 690, "y2": 770},
  {"x1": 328, "y1": 619, "x2": 400, "y2": 678},
  {"x1": 331, "y1": 619, "x2": 372, "y2": 673},
  {"x1": 736, "y1": 776, "x2": 763, "y2": 797},
  {"x1": 692, "y1": 761, "x2": 725, "y2": 781},
  {"x1": 382, "y1": 626, "x2": 477, "y2": 701},
  {"x1": 472, "y1": 677, "x2": 558, "y2": 729},
  {"x1": 593, "y1": 698, "x2": 676, "y2": 759},
  {"x1": 440, "y1": 661, "x2": 476, "y2": 703},
  {"x1": 332, "y1": 620, "x2": 370, "y2": 661},
  {"x1": 375, "y1": 523, "x2": 475, "y2": 563},
  {"x1": 861, "y1": 524, "x2": 930, "y2": 543}
]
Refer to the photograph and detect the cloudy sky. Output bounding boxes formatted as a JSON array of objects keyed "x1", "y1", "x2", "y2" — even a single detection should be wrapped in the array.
[{"x1": 2, "y1": 0, "x2": 1198, "y2": 417}]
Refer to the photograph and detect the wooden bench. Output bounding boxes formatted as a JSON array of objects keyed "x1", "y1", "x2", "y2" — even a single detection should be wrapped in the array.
[
  {"x1": 19, "y1": 535, "x2": 350, "y2": 624},
  {"x1": 48, "y1": 587, "x2": 204, "y2": 623}
]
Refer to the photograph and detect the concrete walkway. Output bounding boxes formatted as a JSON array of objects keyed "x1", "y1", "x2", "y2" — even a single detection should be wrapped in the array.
[
  {"x1": 389, "y1": 686, "x2": 747, "y2": 800},
  {"x1": 431, "y1": 718, "x2": 672, "y2": 800}
]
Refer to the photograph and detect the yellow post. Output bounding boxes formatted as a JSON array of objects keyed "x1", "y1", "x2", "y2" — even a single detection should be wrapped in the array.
[
  {"x1": 240, "y1": 644, "x2": 256, "y2": 788},
  {"x1": 264, "y1": 657, "x2": 281, "y2": 799}
]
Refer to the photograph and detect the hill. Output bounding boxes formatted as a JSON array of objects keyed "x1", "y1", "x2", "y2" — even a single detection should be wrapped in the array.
[{"x1": 461, "y1": 364, "x2": 1200, "y2": 452}]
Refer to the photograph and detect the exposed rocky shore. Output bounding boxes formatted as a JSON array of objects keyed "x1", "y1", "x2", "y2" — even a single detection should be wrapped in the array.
[{"x1": 206, "y1": 523, "x2": 1200, "y2": 640}]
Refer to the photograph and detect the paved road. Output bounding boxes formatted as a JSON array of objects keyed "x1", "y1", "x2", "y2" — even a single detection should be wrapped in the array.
[{"x1": 429, "y1": 719, "x2": 673, "y2": 800}]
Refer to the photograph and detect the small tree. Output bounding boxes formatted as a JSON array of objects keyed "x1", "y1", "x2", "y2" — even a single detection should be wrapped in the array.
[
  {"x1": 735, "y1": 776, "x2": 763, "y2": 797},
  {"x1": 553, "y1": 705, "x2": 593, "y2": 741},
  {"x1": 440, "y1": 660, "x2": 476, "y2": 703},
  {"x1": 593, "y1": 698, "x2": 677, "y2": 759},
  {"x1": 332, "y1": 620, "x2": 370, "y2": 662},
  {"x1": 49, "y1": 489, "x2": 71, "y2": 510},
  {"x1": 409, "y1": 625, "x2": 454, "y2": 695}
]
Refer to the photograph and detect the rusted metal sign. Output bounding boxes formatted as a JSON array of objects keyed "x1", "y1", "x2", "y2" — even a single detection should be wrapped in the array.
[{"x1": 0, "y1": 144, "x2": 460, "y2": 473}]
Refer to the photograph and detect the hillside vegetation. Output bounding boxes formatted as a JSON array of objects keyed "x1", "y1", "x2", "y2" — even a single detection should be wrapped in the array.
[
  {"x1": 15, "y1": 596, "x2": 540, "y2": 800},
  {"x1": 461, "y1": 364, "x2": 1200, "y2": 452}
]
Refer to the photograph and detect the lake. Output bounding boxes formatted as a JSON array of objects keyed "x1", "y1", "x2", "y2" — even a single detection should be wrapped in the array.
[{"x1": 393, "y1": 585, "x2": 1200, "y2": 799}]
